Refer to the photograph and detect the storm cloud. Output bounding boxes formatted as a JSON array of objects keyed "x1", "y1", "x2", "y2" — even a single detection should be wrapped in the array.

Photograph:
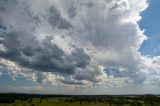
[{"x1": 0, "y1": 0, "x2": 160, "y2": 87}]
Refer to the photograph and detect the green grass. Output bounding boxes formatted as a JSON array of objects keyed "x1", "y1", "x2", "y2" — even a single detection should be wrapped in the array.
[
  {"x1": 0, "y1": 98, "x2": 110, "y2": 106},
  {"x1": 1, "y1": 98, "x2": 160, "y2": 106},
  {"x1": 0, "y1": 98, "x2": 113, "y2": 106},
  {"x1": 0, "y1": 98, "x2": 122, "y2": 106}
]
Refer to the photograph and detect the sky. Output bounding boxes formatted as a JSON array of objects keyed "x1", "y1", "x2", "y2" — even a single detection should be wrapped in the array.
[
  {"x1": 139, "y1": 0, "x2": 160, "y2": 56},
  {"x1": 0, "y1": 0, "x2": 160, "y2": 95}
]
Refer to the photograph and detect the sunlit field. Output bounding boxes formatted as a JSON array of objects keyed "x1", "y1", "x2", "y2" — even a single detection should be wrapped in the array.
[{"x1": 1, "y1": 94, "x2": 160, "y2": 106}]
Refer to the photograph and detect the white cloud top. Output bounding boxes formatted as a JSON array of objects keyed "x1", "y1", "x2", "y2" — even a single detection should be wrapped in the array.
[{"x1": 0, "y1": 0, "x2": 160, "y2": 89}]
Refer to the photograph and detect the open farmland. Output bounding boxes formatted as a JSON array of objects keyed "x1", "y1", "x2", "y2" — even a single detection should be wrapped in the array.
[{"x1": 0, "y1": 93, "x2": 160, "y2": 106}]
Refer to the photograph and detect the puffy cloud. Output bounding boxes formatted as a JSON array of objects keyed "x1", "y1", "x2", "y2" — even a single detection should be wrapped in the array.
[
  {"x1": 0, "y1": 0, "x2": 159, "y2": 88},
  {"x1": 140, "y1": 56, "x2": 160, "y2": 85}
]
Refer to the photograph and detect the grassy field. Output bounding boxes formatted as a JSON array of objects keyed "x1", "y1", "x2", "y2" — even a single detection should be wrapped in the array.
[
  {"x1": 0, "y1": 98, "x2": 112, "y2": 106},
  {"x1": 0, "y1": 98, "x2": 148, "y2": 106},
  {"x1": 1, "y1": 94, "x2": 160, "y2": 106}
]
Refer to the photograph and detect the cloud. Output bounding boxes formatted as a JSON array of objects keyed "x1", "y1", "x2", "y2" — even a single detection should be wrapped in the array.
[
  {"x1": 104, "y1": 67, "x2": 127, "y2": 78},
  {"x1": 0, "y1": 30, "x2": 91, "y2": 74},
  {"x1": 0, "y1": 0, "x2": 160, "y2": 88},
  {"x1": 48, "y1": 6, "x2": 72, "y2": 29}
]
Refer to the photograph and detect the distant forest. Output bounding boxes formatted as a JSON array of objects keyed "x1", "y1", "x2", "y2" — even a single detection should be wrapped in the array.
[{"x1": 0, "y1": 93, "x2": 160, "y2": 106}]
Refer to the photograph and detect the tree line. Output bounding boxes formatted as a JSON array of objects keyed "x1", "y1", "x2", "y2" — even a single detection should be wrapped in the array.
[{"x1": 0, "y1": 93, "x2": 160, "y2": 106}]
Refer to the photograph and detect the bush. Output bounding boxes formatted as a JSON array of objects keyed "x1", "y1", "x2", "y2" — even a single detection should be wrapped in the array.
[
  {"x1": 130, "y1": 101, "x2": 142, "y2": 106},
  {"x1": 30, "y1": 104, "x2": 35, "y2": 106},
  {"x1": 0, "y1": 98, "x2": 15, "y2": 103},
  {"x1": 12, "y1": 104, "x2": 17, "y2": 106}
]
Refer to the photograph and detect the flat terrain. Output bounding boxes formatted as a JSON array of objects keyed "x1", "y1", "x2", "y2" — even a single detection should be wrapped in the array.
[
  {"x1": 0, "y1": 93, "x2": 160, "y2": 106},
  {"x1": 0, "y1": 98, "x2": 114, "y2": 106}
]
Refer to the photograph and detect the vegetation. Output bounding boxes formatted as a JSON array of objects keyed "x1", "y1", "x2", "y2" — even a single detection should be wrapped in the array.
[{"x1": 0, "y1": 93, "x2": 160, "y2": 106}]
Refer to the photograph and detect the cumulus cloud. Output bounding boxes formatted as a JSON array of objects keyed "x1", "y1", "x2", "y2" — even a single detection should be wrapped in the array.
[{"x1": 0, "y1": 0, "x2": 159, "y2": 88}]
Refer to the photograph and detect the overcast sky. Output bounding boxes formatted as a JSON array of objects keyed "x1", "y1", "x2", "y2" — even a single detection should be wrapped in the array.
[{"x1": 0, "y1": 0, "x2": 160, "y2": 94}]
